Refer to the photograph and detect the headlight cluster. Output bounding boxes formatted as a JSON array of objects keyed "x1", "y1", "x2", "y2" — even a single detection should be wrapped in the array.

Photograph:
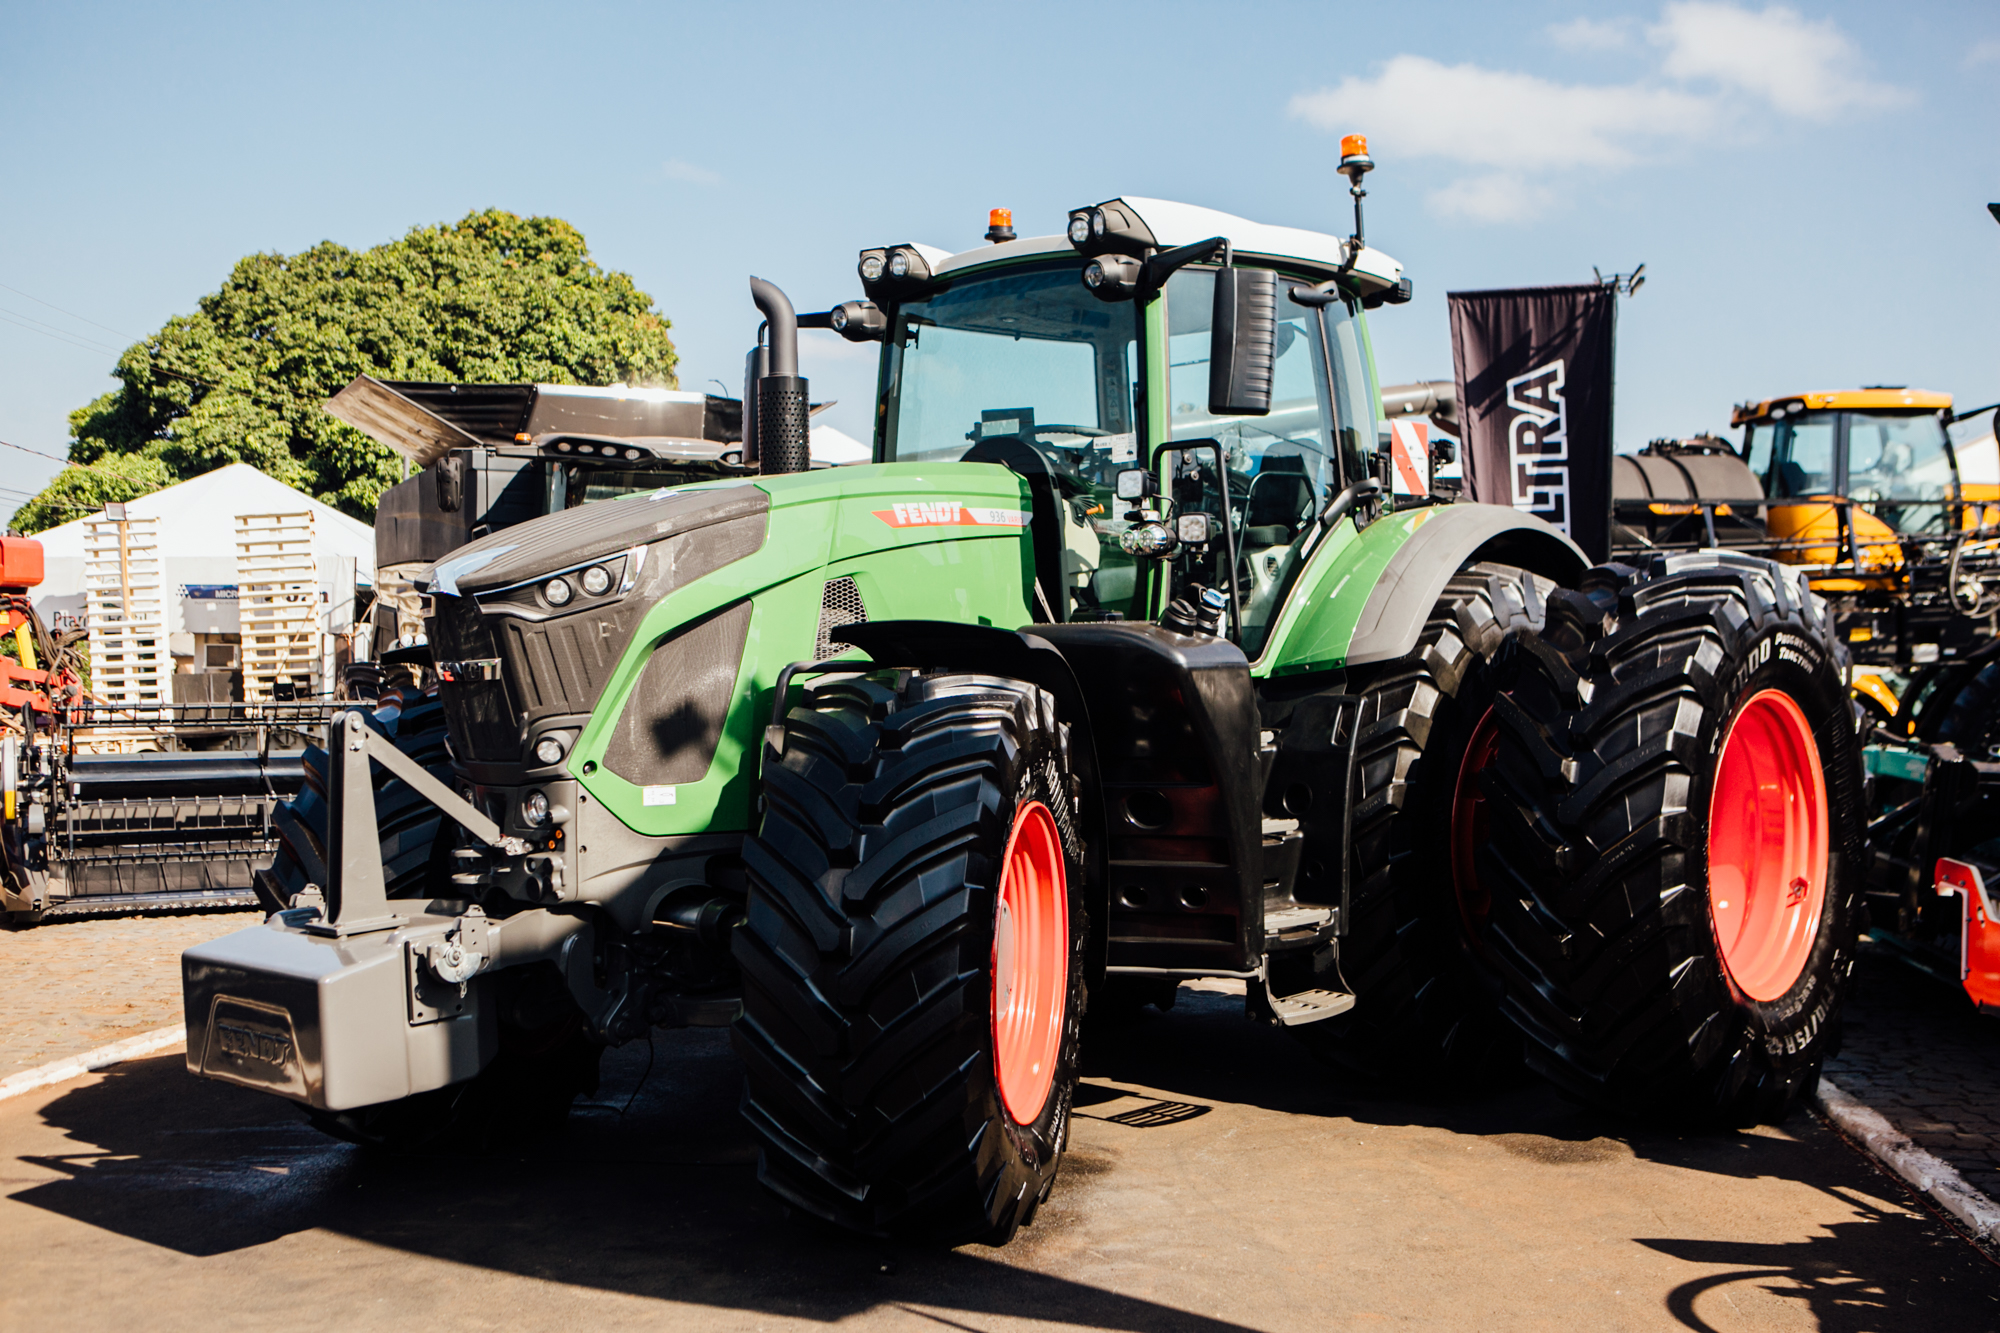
[
  {"x1": 551, "y1": 441, "x2": 647, "y2": 460},
  {"x1": 542, "y1": 560, "x2": 616, "y2": 608},
  {"x1": 856, "y1": 244, "x2": 936, "y2": 298},
  {"x1": 1067, "y1": 201, "x2": 1158, "y2": 303}
]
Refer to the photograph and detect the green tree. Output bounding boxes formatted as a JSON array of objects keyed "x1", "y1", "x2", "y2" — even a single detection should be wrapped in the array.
[{"x1": 9, "y1": 210, "x2": 677, "y2": 533}]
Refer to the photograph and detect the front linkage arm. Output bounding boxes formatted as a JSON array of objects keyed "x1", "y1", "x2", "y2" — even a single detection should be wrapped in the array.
[{"x1": 321, "y1": 709, "x2": 529, "y2": 934}]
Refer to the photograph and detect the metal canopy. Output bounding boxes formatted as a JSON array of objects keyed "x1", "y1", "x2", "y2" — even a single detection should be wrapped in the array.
[{"x1": 323, "y1": 376, "x2": 491, "y2": 467}]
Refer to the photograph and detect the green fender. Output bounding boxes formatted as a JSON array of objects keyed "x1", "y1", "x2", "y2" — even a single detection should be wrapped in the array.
[{"x1": 1260, "y1": 504, "x2": 1588, "y2": 678}]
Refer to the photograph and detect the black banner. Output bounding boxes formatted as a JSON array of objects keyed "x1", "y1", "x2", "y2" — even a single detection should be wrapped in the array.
[{"x1": 1448, "y1": 284, "x2": 1616, "y2": 562}]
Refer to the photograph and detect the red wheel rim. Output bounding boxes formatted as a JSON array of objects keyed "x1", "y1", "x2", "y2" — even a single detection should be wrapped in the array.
[
  {"x1": 1707, "y1": 689, "x2": 1829, "y2": 1002},
  {"x1": 1450, "y1": 707, "x2": 1502, "y2": 934},
  {"x1": 992, "y1": 801, "x2": 1068, "y2": 1126}
]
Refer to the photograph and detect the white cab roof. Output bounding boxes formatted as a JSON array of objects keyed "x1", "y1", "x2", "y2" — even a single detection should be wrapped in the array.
[{"x1": 929, "y1": 197, "x2": 1403, "y2": 295}]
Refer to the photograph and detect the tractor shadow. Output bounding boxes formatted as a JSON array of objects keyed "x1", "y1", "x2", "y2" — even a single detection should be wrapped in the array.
[
  {"x1": 7, "y1": 982, "x2": 1994, "y2": 1329},
  {"x1": 1081, "y1": 985, "x2": 1999, "y2": 1327},
  {"x1": 7, "y1": 1038, "x2": 1255, "y2": 1333}
]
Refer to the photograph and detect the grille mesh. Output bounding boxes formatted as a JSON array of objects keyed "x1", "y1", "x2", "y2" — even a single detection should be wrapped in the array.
[{"x1": 815, "y1": 577, "x2": 867, "y2": 660}]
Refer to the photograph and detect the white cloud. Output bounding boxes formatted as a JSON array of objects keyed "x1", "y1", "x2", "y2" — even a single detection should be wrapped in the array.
[
  {"x1": 662, "y1": 159, "x2": 721, "y2": 185},
  {"x1": 1548, "y1": 17, "x2": 1635, "y2": 52},
  {"x1": 1427, "y1": 174, "x2": 1559, "y2": 224},
  {"x1": 1290, "y1": 55, "x2": 1714, "y2": 172},
  {"x1": 1290, "y1": 4, "x2": 1909, "y2": 223},
  {"x1": 1967, "y1": 38, "x2": 2000, "y2": 67},
  {"x1": 1649, "y1": 2, "x2": 1909, "y2": 118}
]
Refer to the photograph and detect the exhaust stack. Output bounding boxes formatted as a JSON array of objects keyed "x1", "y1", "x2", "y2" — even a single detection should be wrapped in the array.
[{"x1": 748, "y1": 277, "x2": 810, "y2": 476}]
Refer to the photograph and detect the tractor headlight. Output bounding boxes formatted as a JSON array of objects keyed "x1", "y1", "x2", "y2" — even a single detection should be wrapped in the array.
[
  {"x1": 1119, "y1": 520, "x2": 1179, "y2": 559},
  {"x1": 544, "y1": 577, "x2": 574, "y2": 607},
  {"x1": 829, "y1": 299, "x2": 887, "y2": 342},
  {"x1": 1082, "y1": 254, "x2": 1143, "y2": 302},
  {"x1": 888, "y1": 251, "x2": 911, "y2": 279},
  {"x1": 522, "y1": 789, "x2": 551, "y2": 827},
  {"x1": 533, "y1": 734, "x2": 567, "y2": 766},
  {"x1": 580, "y1": 565, "x2": 612, "y2": 596},
  {"x1": 1067, "y1": 213, "x2": 1094, "y2": 246},
  {"x1": 858, "y1": 251, "x2": 886, "y2": 283}
]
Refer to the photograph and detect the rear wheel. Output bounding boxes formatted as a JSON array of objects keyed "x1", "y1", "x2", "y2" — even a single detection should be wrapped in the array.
[
  {"x1": 1483, "y1": 553, "x2": 1864, "y2": 1123},
  {"x1": 734, "y1": 670, "x2": 1085, "y2": 1245},
  {"x1": 1291, "y1": 561, "x2": 1555, "y2": 1085}
]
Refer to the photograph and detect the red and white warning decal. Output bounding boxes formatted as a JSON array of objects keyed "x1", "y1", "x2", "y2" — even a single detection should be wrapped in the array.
[
  {"x1": 1388, "y1": 420, "x2": 1430, "y2": 497},
  {"x1": 872, "y1": 501, "x2": 1030, "y2": 528}
]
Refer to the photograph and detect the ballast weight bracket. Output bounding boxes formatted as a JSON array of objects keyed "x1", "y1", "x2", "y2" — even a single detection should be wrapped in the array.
[{"x1": 317, "y1": 710, "x2": 527, "y2": 934}]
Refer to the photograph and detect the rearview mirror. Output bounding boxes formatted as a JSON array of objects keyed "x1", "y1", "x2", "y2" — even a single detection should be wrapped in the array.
[{"x1": 1209, "y1": 266, "x2": 1276, "y2": 417}]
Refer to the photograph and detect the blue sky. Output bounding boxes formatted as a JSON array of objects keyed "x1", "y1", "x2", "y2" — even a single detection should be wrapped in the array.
[{"x1": 3, "y1": 0, "x2": 1995, "y2": 517}]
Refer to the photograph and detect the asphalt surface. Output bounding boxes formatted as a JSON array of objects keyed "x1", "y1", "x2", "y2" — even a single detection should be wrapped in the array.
[
  {"x1": 3, "y1": 977, "x2": 1994, "y2": 1331},
  {"x1": 1827, "y1": 936, "x2": 2000, "y2": 1206}
]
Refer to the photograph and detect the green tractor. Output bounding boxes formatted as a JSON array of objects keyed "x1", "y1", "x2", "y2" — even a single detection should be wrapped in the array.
[{"x1": 183, "y1": 187, "x2": 1865, "y2": 1244}]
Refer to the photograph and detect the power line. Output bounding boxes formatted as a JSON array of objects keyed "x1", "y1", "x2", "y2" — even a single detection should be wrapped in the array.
[
  {"x1": 0, "y1": 438, "x2": 71, "y2": 464},
  {"x1": 0, "y1": 302, "x2": 124, "y2": 354},
  {"x1": 0, "y1": 310, "x2": 121, "y2": 357},
  {"x1": 0, "y1": 280, "x2": 137, "y2": 340}
]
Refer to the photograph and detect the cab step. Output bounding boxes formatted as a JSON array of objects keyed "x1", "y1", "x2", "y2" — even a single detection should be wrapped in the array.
[{"x1": 1264, "y1": 987, "x2": 1356, "y2": 1027}]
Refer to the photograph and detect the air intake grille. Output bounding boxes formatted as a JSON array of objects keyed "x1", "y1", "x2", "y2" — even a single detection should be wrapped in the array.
[{"x1": 815, "y1": 577, "x2": 867, "y2": 660}]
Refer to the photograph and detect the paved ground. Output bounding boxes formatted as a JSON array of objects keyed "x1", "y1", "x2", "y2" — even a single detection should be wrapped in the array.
[
  {"x1": 3, "y1": 977, "x2": 1995, "y2": 1331},
  {"x1": 0, "y1": 908, "x2": 261, "y2": 1075},
  {"x1": 1826, "y1": 935, "x2": 2000, "y2": 1205}
]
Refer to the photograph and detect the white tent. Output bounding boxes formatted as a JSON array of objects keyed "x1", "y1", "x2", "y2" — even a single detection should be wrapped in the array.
[
  {"x1": 810, "y1": 420, "x2": 871, "y2": 466},
  {"x1": 28, "y1": 463, "x2": 374, "y2": 640}
]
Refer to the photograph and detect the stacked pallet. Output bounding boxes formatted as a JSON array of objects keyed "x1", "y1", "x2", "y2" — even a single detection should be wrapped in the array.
[
  {"x1": 83, "y1": 514, "x2": 170, "y2": 713},
  {"x1": 236, "y1": 512, "x2": 320, "y2": 701}
]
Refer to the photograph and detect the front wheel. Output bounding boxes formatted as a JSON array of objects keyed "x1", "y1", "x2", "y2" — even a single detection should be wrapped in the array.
[
  {"x1": 1483, "y1": 553, "x2": 1865, "y2": 1124},
  {"x1": 733, "y1": 670, "x2": 1085, "y2": 1245}
]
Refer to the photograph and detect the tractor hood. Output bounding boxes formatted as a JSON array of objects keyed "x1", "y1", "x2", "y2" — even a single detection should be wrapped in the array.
[{"x1": 421, "y1": 482, "x2": 769, "y2": 597}]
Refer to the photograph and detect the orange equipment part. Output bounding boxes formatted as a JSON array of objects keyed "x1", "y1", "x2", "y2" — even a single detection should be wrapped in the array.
[
  {"x1": 1764, "y1": 498, "x2": 1903, "y2": 586},
  {"x1": 1936, "y1": 858, "x2": 2000, "y2": 1011},
  {"x1": 0, "y1": 536, "x2": 44, "y2": 591}
]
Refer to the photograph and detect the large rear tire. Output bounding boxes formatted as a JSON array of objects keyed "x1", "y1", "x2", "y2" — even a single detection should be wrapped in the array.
[
  {"x1": 1290, "y1": 561, "x2": 1555, "y2": 1084},
  {"x1": 1483, "y1": 553, "x2": 1865, "y2": 1124},
  {"x1": 734, "y1": 670, "x2": 1085, "y2": 1245}
]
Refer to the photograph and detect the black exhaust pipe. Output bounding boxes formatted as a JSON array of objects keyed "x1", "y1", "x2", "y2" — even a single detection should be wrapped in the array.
[{"x1": 749, "y1": 277, "x2": 810, "y2": 475}]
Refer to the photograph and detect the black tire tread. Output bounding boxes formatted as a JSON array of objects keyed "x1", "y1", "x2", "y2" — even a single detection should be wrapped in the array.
[
  {"x1": 1295, "y1": 560, "x2": 1555, "y2": 1083},
  {"x1": 1482, "y1": 551, "x2": 1865, "y2": 1124},
  {"x1": 734, "y1": 671, "x2": 1082, "y2": 1244}
]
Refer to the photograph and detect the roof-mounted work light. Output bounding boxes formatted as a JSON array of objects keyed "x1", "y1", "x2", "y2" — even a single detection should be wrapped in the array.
[{"x1": 857, "y1": 244, "x2": 939, "y2": 300}]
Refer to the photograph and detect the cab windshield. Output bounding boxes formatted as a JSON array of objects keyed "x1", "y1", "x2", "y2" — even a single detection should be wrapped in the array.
[
  {"x1": 881, "y1": 262, "x2": 1141, "y2": 614},
  {"x1": 1745, "y1": 409, "x2": 1954, "y2": 534},
  {"x1": 881, "y1": 263, "x2": 1138, "y2": 471},
  {"x1": 878, "y1": 259, "x2": 1375, "y2": 655}
]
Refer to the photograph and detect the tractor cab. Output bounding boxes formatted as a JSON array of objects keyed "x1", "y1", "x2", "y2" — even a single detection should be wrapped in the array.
[
  {"x1": 844, "y1": 197, "x2": 1411, "y2": 657},
  {"x1": 1736, "y1": 389, "x2": 1961, "y2": 575}
]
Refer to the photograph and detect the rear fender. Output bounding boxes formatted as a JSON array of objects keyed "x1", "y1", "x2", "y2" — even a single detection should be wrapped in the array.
[{"x1": 1271, "y1": 505, "x2": 1586, "y2": 675}]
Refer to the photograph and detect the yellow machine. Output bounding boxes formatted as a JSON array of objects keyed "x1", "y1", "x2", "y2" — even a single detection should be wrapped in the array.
[{"x1": 1613, "y1": 388, "x2": 2000, "y2": 688}]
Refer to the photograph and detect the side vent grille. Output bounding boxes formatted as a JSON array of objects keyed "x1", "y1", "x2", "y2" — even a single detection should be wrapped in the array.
[{"x1": 815, "y1": 576, "x2": 867, "y2": 659}]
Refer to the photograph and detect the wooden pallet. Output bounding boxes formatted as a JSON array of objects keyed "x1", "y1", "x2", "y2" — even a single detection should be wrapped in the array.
[
  {"x1": 237, "y1": 513, "x2": 322, "y2": 701},
  {"x1": 83, "y1": 515, "x2": 170, "y2": 708}
]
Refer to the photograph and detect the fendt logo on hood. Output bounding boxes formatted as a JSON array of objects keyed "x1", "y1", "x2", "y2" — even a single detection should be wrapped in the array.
[{"x1": 873, "y1": 502, "x2": 1029, "y2": 529}]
